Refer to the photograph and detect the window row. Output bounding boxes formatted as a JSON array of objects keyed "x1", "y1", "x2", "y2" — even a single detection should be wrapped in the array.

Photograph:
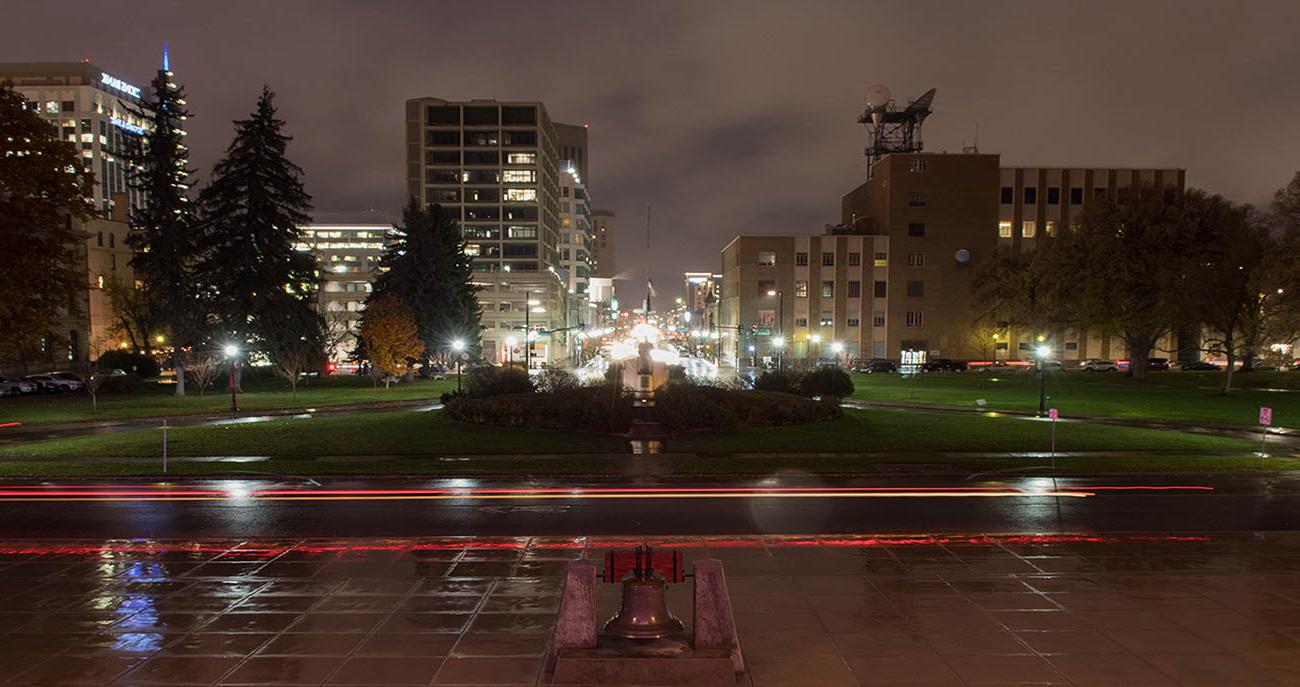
[
  {"x1": 425, "y1": 129, "x2": 539, "y2": 147},
  {"x1": 427, "y1": 187, "x2": 538, "y2": 203},
  {"x1": 426, "y1": 105, "x2": 537, "y2": 126},
  {"x1": 425, "y1": 151, "x2": 537, "y2": 166},
  {"x1": 462, "y1": 225, "x2": 539, "y2": 240},
  {"x1": 997, "y1": 220, "x2": 1059, "y2": 238},
  {"x1": 1001, "y1": 186, "x2": 1105, "y2": 205}
]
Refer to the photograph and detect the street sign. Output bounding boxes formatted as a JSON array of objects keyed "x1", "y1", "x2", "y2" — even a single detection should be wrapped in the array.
[
  {"x1": 1048, "y1": 408, "x2": 1059, "y2": 420},
  {"x1": 1260, "y1": 407, "x2": 1273, "y2": 426}
]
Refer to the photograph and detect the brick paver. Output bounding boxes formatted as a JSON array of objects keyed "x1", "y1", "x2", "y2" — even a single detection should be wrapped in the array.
[{"x1": 0, "y1": 533, "x2": 1297, "y2": 685}]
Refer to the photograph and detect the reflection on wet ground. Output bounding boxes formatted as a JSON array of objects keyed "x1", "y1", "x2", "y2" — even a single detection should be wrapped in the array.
[{"x1": 0, "y1": 534, "x2": 1298, "y2": 685}]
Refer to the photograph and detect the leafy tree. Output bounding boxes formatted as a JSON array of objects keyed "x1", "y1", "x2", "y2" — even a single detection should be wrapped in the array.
[
  {"x1": 126, "y1": 52, "x2": 201, "y2": 396},
  {"x1": 262, "y1": 297, "x2": 326, "y2": 398},
  {"x1": 1036, "y1": 187, "x2": 1190, "y2": 380},
  {"x1": 971, "y1": 249, "x2": 1068, "y2": 342},
  {"x1": 0, "y1": 83, "x2": 95, "y2": 372},
  {"x1": 1174, "y1": 191, "x2": 1265, "y2": 393},
  {"x1": 194, "y1": 87, "x2": 318, "y2": 368},
  {"x1": 359, "y1": 295, "x2": 423, "y2": 389},
  {"x1": 369, "y1": 200, "x2": 481, "y2": 369}
]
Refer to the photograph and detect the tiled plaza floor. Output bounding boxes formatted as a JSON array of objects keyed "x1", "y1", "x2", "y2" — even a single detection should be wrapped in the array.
[{"x1": 0, "y1": 534, "x2": 1298, "y2": 685}]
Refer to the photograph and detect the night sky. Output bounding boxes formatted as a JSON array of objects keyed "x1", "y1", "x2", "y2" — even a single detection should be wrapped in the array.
[{"x1": 8, "y1": 1, "x2": 1300, "y2": 302}]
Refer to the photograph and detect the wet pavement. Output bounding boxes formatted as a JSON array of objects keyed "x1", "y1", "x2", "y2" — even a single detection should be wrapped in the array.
[{"x1": 0, "y1": 533, "x2": 1299, "y2": 685}]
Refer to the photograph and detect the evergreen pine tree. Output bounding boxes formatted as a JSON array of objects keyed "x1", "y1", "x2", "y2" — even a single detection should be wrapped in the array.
[
  {"x1": 368, "y1": 201, "x2": 480, "y2": 367},
  {"x1": 194, "y1": 86, "x2": 320, "y2": 361},
  {"x1": 125, "y1": 44, "x2": 201, "y2": 394}
]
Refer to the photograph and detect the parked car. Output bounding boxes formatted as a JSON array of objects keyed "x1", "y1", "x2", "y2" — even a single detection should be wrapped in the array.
[
  {"x1": 1179, "y1": 360, "x2": 1220, "y2": 371},
  {"x1": 858, "y1": 360, "x2": 897, "y2": 374},
  {"x1": 1079, "y1": 358, "x2": 1118, "y2": 372},
  {"x1": 922, "y1": 358, "x2": 969, "y2": 372},
  {"x1": 0, "y1": 377, "x2": 37, "y2": 397},
  {"x1": 1147, "y1": 358, "x2": 1171, "y2": 371},
  {"x1": 1036, "y1": 360, "x2": 1065, "y2": 372},
  {"x1": 23, "y1": 374, "x2": 82, "y2": 393}
]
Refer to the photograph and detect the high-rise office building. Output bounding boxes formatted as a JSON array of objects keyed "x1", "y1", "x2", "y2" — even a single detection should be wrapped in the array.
[
  {"x1": 0, "y1": 60, "x2": 152, "y2": 365},
  {"x1": 0, "y1": 61, "x2": 148, "y2": 214},
  {"x1": 296, "y1": 211, "x2": 399, "y2": 364},
  {"x1": 405, "y1": 98, "x2": 580, "y2": 365},
  {"x1": 559, "y1": 166, "x2": 596, "y2": 331},
  {"x1": 590, "y1": 209, "x2": 617, "y2": 278},
  {"x1": 555, "y1": 122, "x2": 588, "y2": 186}
]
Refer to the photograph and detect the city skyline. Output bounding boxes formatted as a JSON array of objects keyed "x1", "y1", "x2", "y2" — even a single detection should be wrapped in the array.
[{"x1": 6, "y1": 0, "x2": 1300, "y2": 301}]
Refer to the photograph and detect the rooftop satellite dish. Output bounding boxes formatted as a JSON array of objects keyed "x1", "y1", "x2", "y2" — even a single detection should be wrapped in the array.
[{"x1": 865, "y1": 84, "x2": 891, "y2": 125}]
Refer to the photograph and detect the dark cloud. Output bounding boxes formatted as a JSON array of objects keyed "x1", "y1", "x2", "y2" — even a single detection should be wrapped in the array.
[{"x1": 6, "y1": 0, "x2": 1300, "y2": 302}]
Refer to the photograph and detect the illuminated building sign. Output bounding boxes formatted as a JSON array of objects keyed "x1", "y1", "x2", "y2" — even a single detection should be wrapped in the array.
[
  {"x1": 100, "y1": 72, "x2": 142, "y2": 99},
  {"x1": 110, "y1": 117, "x2": 145, "y2": 135}
]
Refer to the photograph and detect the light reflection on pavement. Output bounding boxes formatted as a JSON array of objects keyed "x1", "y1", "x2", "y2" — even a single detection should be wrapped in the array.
[{"x1": 0, "y1": 533, "x2": 1298, "y2": 685}]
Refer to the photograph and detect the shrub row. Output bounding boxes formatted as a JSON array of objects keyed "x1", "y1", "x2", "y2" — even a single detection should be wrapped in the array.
[
  {"x1": 443, "y1": 384, "x2": 635, "y2": 433},
  {"x1": 654, "y1": 385, "x2": 841, "y2": 432},
  {"x1": 753, "y1": 367, "x2": 855, "y2": 399}
]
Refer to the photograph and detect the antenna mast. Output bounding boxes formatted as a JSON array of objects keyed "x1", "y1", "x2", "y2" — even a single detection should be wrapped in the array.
[
  {"x1": 643, "y1": 203, "x2": 652, "y2": 316},
  {"x1": 858, "y1": 86, "x2": 936, "y2": 176}
]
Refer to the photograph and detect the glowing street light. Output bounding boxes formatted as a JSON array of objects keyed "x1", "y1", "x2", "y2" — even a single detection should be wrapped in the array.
[
  {"x1": 1036, "y1": 344, "x2": 1051, "y2": 415},
  {"x1": 223, "y1": 344, "x2": 241, "y2": 413},
  {"x1": 832, "y1": 341, "x2": 844, "y2": 354},
  {"x1": 451, "y1": 339, "x2": 466, "y2": 392}
]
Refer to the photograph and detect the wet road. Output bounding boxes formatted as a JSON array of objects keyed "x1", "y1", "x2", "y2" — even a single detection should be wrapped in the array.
[{"x1": 0, "y1": 475, "x2": 1297, "y2": 538}]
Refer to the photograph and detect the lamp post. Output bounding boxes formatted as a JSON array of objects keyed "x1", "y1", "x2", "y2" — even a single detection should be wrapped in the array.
[
  {"x1": 452, "y1": 339, "x2": 465, "y2": 393},
  {"x1": 832, "y1": 341, "x2": 845, "y2": 367},
  {"x1": 1036, "y1": 344, "x2": 1051, "y2": 416},
  {"x1": 766, "y1": 289, "x2": 784, "y2": 370},
  {"x1": 504, "y1": 336, "x2": 517, "y2": 367},
  {"x1": 810, "y1": 333, "x2": 822, "y2": 362},
  {"x1": 223, "y1": 344, "x2": 240, "y2": 413},
  {"x1": 524, "y1": 290, "x2": 530, "y2": 371}
]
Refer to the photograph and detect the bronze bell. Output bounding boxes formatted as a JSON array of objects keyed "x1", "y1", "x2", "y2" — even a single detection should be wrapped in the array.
[{"x1": 603, "y1": 546, "x2": 684, "y2": 639}]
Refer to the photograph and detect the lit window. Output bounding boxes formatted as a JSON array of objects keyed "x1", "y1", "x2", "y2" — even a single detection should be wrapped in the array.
[
  {"x1": 506, "y1": 153, "x2": 536, "y2": 165},
  {"x1": 1022, "y1": 221, "x2": 1036, "y2": 238},
  {"x1": 873, "y1": 252, "x2": 888, "y2": 267},
  {"x1": 1045, "y1": 220, "x2": 1057, "y2": 237},
  {"x1": 998, "y1": 221, "x2": 1012, "y2": 238},
  {"x1": 502, "y1": 170, "x2": 536, "y2": 183},
  {"x1": 757, "y1": 252, "x2": 776, "y2": 266},
  {"x1": 504, "y1": 188, "x2": 537, "y2": 202},
  {"x1": 464, "y1": 244, "x2": 481, "y2": 256},
  {"x1": 819, "y1": 311, "x2": 833, "y2": 327},
  {"x1": 794, "y1": 280, "x2": 808, "y2": 298},
  {"x1": 96, "y1": 274, "x2": 105, "y2": 289},
  {"x1": 821, "y1": 281, "x2": 834, "y2": 298}
]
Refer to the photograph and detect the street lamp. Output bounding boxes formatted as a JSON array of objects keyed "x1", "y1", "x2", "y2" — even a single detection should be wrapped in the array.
[
  {"x1": 832, "y1": 341, "x2": 844, "y2": 366},
  {"x1": 452, "y1": 339, "x2": 465, "y2": 393},
  {"x1": 1036, "y1": 344, "x2": 1051, "y2": 415},
  {"x1": 766, "y1": 289, "x2": 784, "y2": 370},
  {"x1": 504, "y1": 336, "x2": 517, "y2": 367},
  {"x1": 810, "y1": 333, "x2": 822, "y2": 361},
  {"x1": 223, "y1": 344, "x2": 240, "y2": 413}
]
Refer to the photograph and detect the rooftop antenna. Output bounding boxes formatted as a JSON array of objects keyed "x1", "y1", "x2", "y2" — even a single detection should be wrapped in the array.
[
  {"x1": 858, "y1": 85, "x2": 936, "y2": 176},
  {"x1": 963, "y1": 121, "x2": 980, "y2": 154},
  {"x1": 162, "y1": 40, "x2": 170, "y2": 72}
]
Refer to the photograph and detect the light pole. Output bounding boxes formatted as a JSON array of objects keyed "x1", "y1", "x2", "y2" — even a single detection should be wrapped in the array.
[
  {"x1": 832, "y1": 341, "x2": 845, "y2": 367},
  {"x1": 223, "y1": 344, "x2": 240, "y2": 413},
  {"x1": 504, "y1": 336, "x2": 517, "y2": 367},
  {"x1": 523, "y1": 290, "x2": 530, "y2": 371},
  {"x1": 766, "y1": 289, "x2": 784, "y2": 370},
  {"x1": 452, "y1": 339, "x2": 465, "y2": 393},
  {"x1": 810, "y1": 333, "x2": 822, "y2": 362},
  {"x1": 1036, "y1": 344, "x2": 1051, "y2": 416}
]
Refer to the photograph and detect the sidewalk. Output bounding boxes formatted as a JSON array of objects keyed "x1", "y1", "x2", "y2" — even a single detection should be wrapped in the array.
[{"x1": 1, "y1": 533, "x2": 1298, "y2": 685}]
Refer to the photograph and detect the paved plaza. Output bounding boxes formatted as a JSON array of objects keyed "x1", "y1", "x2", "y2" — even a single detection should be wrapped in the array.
[{"x1": 0, "y1": 533, "x2": 1297, "y2": 685}]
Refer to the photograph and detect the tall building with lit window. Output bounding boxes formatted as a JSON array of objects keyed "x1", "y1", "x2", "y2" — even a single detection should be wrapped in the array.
[
  {"x1": 0, "y1": 61, "x2": 151, "y2": 365},
  {"x1": 405, "y1": 98, "x2": 586, "y2": 365},
  {"x1": 591, "y1": 209, "x2": 617, "y2": 278},
  {"x1": 296, "y1": 211, "x2": 399, "y2": 364}
]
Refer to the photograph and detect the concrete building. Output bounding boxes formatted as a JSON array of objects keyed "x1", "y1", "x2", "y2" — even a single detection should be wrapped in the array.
[
  {"x1": 296, "y1": 211, "x2": 399, "y2": 364},
  {"x1": 684, "y1": 272, "x2": 720, "y2": 330},
  {"x1": 404, "y1": 98, "x2": 575, "y2": 366},
  {"x1": 559, "y1": 166, "x2": 597, "y2": 333},
  {"x1": 591, "y1": 209, "x2": 617, "y2": 278}
]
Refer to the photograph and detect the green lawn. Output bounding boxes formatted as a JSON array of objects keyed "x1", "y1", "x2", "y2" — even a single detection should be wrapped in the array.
[
  {"x1": 0, "y1": 375, "x2": 455, "y2": 426},
  {"x1": 670, "y1": 454, "x2": 1300, "y2": 475},
  {"x1": 1, "y1": 407, "x2": 1257, "y2": 462},
  {"x1": 851, "y1": 370, "x2": 1300, "y2": 427},
  {"x1": 671, "y1": 408, "x2": 1258, "y2": 455},
  {"x1": 0, "y1": 409, "x2": 625, "y2": 458}
]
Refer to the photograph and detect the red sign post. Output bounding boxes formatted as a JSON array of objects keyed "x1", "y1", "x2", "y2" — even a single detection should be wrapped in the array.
[{"x1": 1260, "y1": 407, "x2": 1273, "y2": 455}]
